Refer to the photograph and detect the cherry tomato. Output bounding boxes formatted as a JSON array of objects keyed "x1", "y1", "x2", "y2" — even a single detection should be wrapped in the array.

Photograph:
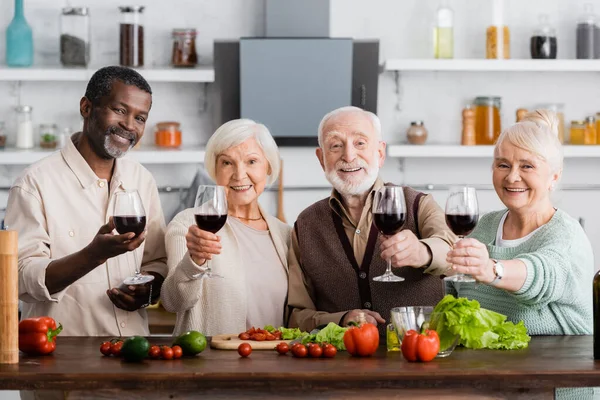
[
  {"x1": 265, "y1": 333, "x2": 276, "y2": 341},
  {"x1": 110, "y1": 341, "x2": 124, "y2": 357},
  {"x1": 239, "y1": 333, "x2": 251, "y2": 340},
  {"x1": 238, "y1": 343, "x2": 252, "y2": 357},
  {"x1": 322, "y1": 344, "x2": 337, "y2": 358},
  {"x1": 172, "y1": 345, "x2": 183, "y2": 359},
  {"x1": 161, "y1": 346, "x2": 174, "y2": 360},
  {"x1": 291, "y1": 344, "x2": 308, "y2": 358},
  {"x1": 149, "y1": 345, "x2": 161, "y2": 359},
  {"x1": 100, "y1": 341, "x2": 112, "y2": 356},
  {"x1": 309, "y1": 344, "x2": 323, "y2": 358},
  {"x1": 252, "y1": 333, "x2": 266, "y2": 341},
  {"x1": 275, "y1": 342, "x2": 289, "y2": 355}
]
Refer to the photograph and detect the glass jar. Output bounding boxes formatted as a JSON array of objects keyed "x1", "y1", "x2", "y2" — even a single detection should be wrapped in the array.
[
  {"x1": 39, "y1": 124, "x2": 58, "y2": 149},
  {"x1": 406, "y1": 121, "x2": 428, "y2": 144},
  {"x1": 516, "y1": 108, "x2": 528, "y2": 122},
  {"x1": 434, "y1": 3, "x2": 453, "y2": 59},
  {"x1": 596, "y1": 113, "x2": 600, "y2": 144},
  {"x1": 155, "y1": 121, "x2": 182, "y2": 148},
  {"x1": 474, "y1": 96, "x2": 502, "y2": 145},
  {"x1": 486, "y1": 0, "x2": 510, "y2": 59},
  {"x1": 172, "y1": 29, "x2": 198, "y2": 67},
  {"x1": 60, "y1": 7, "x2": 90, "y2": 66},
  {"x1": 585, "y1": 116, "x2": 597, "y2": 145},
  {"x1": 15, "y1": 105, "x2": 33, "y2": 149},
  {"x1": 530, "y1": 14, "x2": 557, "y2": 59},
  {"x1": 535, "y1": 103, "x2": 565, "y2": 143},
  {"x1": 119, "y1": 6, "x2": 144, "y2": 67},
  {"x1": 576, "y1": 3, "x2": 600, "y2": 59},
  {"x1": 570, "y1": 120, "x2": 586, "y2": 144},
  {"x1": 0, "y1": 121, "x2": 5, "y2": 149}
]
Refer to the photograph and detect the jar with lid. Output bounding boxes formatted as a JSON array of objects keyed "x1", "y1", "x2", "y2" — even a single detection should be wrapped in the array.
[
  {"x1": 60, "y1": 7, "x2": 90, "y2": 66},
  {"x1": 530, "y1": 14, "x2": 557, "y2": 59},
  {"x1": 570, "y1": 120, "x2": 586, "y2": 144},
  {"x1": 596, "y1": 113, "x2": 600, "y2": 144},
  {"x1": 39, "y1": 124, "x2": 58, "y2": 149},
  {"x1": 474, "y1": 96, "x2": 502, "y2": 145},
  {"x1": 434, "y1": 2, "x2": 453, "y2": 59},
  {"x1": 155, "y1": 121, "x2": 182, "y2": 148},
  {"x1": 486, "y1": 0, "x2": 510, "y2": 59},
  {"x1": 576, "y1": 3, "x2": 600, "y2": 59},
  {"x1": 119, "y1": 6, "x2": 144, "y2": 67},
  {"x1": 585, "y1": 116, "x2": 597, "y2": 145},
  {"x1": 406, "y1": 121, "x2": 428, "y2": 145},
  {"x1": 15, "y1": 105, "x2": 33, "y2": 149},
  {"x1": 172, "y1": 29, "x2": 198, "y2": 67},
  {"x1": 0, "y1": 122, "x2": 5, "y2": 149},
  {"x1": 535, "y1": 104, "x2": 565, "y2": 143}
]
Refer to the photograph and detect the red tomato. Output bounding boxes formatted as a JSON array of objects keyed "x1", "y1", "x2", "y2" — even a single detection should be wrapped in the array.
[
  {"x1": 100, "y1": 341, "x2": 112, "y2": 356},
  {"x1": 238, "y1": 343, "x2": 252, "y2": 357},
  {"x1": 265, "y1": 333, "x2": 276, "y2": 341},
  {"x1": 239, "y1": 333, "x2": 251, "y2": 340},
  {"x1": 161, "y1": 346, "x2": 174, "y2": 360},
  {"x1": 275, "y1": 342, "x2": 289, "y2": 355},
  {"x1": 252, "y1": 333, "x2": 266, "y2": 341},
  {"x1": 172, "y1": 345, "x2": 183, "y2": 359},
  {"x1": 308, "y1": 344, "x2": 323, "y2": 358},
  {"x1": 291, "y1": 344, "x2": 307, "y2": 358},
  {"x1": 149, "y1": 345, "x2": 161, "y2": 359},
  {"x1": 322, "y1": 344, "x2": 337, "y2": 358},
  {"x1": 110, "y1": 341, "x2": 124, "y2": 357}
]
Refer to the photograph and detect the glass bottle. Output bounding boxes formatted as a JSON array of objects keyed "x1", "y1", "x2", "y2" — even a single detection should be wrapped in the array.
[
  {"x1": 516, "y1": 108, "x2": 528, "y2": 122},
  {"x1": 172, "y1": 29, "x2": 198, "y2": 67},
  {"x1": 486, "y1": 0, "x2": 510, "y2": 59},
  {"x1": 60, "y1": 7, "x2": 90, "y2": 66},
  {"x1": 576, "y1": 3, "x2": 600, "y2": 59},
  {"x1": 434, "y1": 2, "x2": 453, "y2": 59},
  {"x1": 119, "y1": 6, "x2": 144, "y2": 67},
  {"x1": 15, "y1": 106, "x2": 34, "y2": 149},
  {"x1": 595, "y1": 268, "x2": 600, "y2": 359},
  {"x1": 585, "y1": 116, "x2": 597, "y2": 145},
  {"x1": 530, "y1": 14, "x2": 557, "y2": 59},
  {"x1": 570, "y1": 120, "x2": 586, "y2": 144},
  {"x1": 6, "y1": 0, "x2": 33, "y2": 67}
]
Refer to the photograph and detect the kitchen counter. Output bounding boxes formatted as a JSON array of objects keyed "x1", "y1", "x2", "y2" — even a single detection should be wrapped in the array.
[{"x1": 0, "y1": 336, "x2": 597, "y2": 399}]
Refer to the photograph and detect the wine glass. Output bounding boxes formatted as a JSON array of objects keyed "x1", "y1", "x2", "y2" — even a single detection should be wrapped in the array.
[
  {"x1": 444, "y1": 186, "x2": 479, "y2": 283},
  {"x1": 372, "y1": 185, "x2": 407, "y2": 282},
  {"x1": 113, "y1": 190, "x2": 154, "y2": 306},
  {"x1": 193, "y1": 185, "x2": 228, "y2": 279}
]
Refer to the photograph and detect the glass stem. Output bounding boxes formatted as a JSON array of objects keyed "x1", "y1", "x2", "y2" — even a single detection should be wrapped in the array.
[
  {"x1": 385, "y1": 259, "x2": 393, "y2": 276},
  {"x1": 132, "y1": 249, "x2": 140, "y2": 275}
]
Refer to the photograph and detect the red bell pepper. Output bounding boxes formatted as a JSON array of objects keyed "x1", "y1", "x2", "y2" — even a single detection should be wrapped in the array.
[
  {"x1": 401, "y1": 327, "x2": 440, "y2": 362},
  {"x1": 18, "y1": 317, "x2": 63, "y2": 356},
  {"x1": 343, "y1": 320, "x2": 380, "y2": 357}
]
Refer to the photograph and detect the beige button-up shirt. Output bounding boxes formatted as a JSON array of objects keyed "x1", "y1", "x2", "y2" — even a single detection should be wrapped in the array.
[{"x1": 5, "y1": 134, "x2": 168, "y2": 336}]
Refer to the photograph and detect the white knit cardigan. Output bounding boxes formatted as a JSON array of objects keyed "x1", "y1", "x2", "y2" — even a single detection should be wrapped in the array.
[{"x1": 160, "y1": 206, "x2": 292, "y2": 337}]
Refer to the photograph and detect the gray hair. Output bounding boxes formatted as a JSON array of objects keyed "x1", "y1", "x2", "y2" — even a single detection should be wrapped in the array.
[
  {"x1": 494, "y1": 109, "x2": 563, "y2": 175},
  {"x1": 204, "y1": 119, "x2": 281, "y2": 185},
  {"x1": 317, "y1": 106, "x2": 382, "y2": 147}
]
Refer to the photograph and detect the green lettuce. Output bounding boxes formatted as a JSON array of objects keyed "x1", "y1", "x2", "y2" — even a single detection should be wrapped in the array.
[
  {"x1": 432, "y1": 295, "x2": 531, "y2": 350},
  {"x1": 279, "y1": 327, "x2": 305, "y2": 340},
  {"x1": 300, "y1": 323, "x2": 348, "y2": 350}
]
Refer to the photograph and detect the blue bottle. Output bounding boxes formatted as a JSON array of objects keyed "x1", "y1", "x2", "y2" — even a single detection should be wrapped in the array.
[{"x1": 6, "y1": 0, "x2": 33, "y2": 67}]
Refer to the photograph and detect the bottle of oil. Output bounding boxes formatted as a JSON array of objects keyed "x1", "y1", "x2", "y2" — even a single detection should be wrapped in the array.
[
  {"x1": 594, "y1": 268, "x2": 600, "y2": 359},
  {"x1": 434, "y1": 2, "x2": 454, "y2": 59}
]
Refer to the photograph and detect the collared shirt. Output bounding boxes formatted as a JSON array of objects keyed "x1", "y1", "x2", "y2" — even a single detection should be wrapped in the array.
[
  {"x1": 287, "y1": 178, "x2": 456, "y2": 331},
  {"x1": 5, "y1": 134, "x2": 167, "y2": 336}
]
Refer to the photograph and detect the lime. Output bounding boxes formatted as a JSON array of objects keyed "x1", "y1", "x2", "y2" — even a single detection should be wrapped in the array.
[
  {"x1": 121, "y1": 336, "x2": 150, "y2": 362},
  {"x1": 173, "y1": 331, "x2": 207, "y2": 356}
]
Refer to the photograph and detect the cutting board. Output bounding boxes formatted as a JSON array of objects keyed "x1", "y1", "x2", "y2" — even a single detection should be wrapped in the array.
[{"x1": 210, "y1": 334, "x2": 293, "y2": 350}]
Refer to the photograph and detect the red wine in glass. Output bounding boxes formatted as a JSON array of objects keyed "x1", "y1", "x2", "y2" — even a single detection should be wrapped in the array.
[
  {"x1": 372, "y1": 186, "x2": 407, "y2": 282},
  {"x1": 444, "y1": 186, "x2": 479, "y2": 283},
  {"x1": 114, "y1": 215, "x2": 147, "y2": 237},
  {"x1": 194, "y1": 214, "x2": 227, "y2": 233}
]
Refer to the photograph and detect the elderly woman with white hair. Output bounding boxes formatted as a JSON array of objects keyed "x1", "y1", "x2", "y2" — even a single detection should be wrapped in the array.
[
  {"x1": 161, "y1": 119, "x2": 291, "y2": 336},
  {"x1": 446, "y1": 109, "x2": 593, "y2": 336}
]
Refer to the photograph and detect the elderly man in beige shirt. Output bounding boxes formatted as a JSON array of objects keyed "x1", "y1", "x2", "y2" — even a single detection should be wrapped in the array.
[{"x1": 5, "y1": 66, "x2": 167, "y2": 337}]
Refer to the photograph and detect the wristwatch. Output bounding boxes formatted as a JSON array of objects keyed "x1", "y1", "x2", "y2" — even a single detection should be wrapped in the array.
[{"x1": 490, "y1": 259, "x2": 504, "y2": 286}]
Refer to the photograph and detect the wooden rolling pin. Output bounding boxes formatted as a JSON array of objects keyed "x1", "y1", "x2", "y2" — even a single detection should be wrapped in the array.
[
  {"x1": 0, "y1": 230, "x2": 18, "y2": 364},
  {"x1": 276, "y1": 159, "x2": 286, "y2": 223}
]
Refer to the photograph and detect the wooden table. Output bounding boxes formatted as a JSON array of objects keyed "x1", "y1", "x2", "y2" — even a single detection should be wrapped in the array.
[{"x1": 0, "y1": 336, "x2": 598, "y2": 399}]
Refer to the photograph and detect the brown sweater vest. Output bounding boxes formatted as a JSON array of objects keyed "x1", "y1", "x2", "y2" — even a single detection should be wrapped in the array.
[{"x1": 295, "y1": 186, "x2": 444, "y2": 335}]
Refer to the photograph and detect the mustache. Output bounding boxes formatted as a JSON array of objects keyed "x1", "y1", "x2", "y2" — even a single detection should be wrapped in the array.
[{"x1": 106, "y1": 126, "x2": 135, "y2": 142}]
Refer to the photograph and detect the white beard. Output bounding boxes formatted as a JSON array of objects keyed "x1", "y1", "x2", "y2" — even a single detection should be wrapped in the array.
[{"x1": 325, "y1": 157, "x2": 380, "y2": 196}]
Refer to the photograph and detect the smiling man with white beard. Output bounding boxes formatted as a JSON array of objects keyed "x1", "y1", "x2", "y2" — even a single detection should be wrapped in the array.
[{"x1": 287, "y1": 106, "x2": 457, "y2": 335}]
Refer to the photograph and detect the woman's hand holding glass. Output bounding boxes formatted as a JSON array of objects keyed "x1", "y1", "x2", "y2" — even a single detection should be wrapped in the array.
[
  {"x1": 185, "y1": 225, "x2": 222, "y2": 267},
  {"x1": 446, "y1": 238, "x2": 495, "y2": 284}
]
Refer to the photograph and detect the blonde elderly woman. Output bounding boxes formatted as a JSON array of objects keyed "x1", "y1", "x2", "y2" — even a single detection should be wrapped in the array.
[
  {"x1": 161, "y1": 119, "x2": 291, "y2": 336},
  {"x1": 447, "y1": 109, "x2": 593, "y2": 337}
]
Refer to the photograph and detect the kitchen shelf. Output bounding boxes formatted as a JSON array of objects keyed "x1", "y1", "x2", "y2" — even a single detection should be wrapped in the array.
[
  {"x1": 387, "y1": 145, "x2": 600, "y2": 158},
  {"x1": 384, "y1": 59, "x2": 600, "y2": 72},
  {"x1": 0, "y1": 146, "x2": 206, "y2": 165},
  {"x1": 0, "y1": 66, "x2": 215, "y2": 83}
]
